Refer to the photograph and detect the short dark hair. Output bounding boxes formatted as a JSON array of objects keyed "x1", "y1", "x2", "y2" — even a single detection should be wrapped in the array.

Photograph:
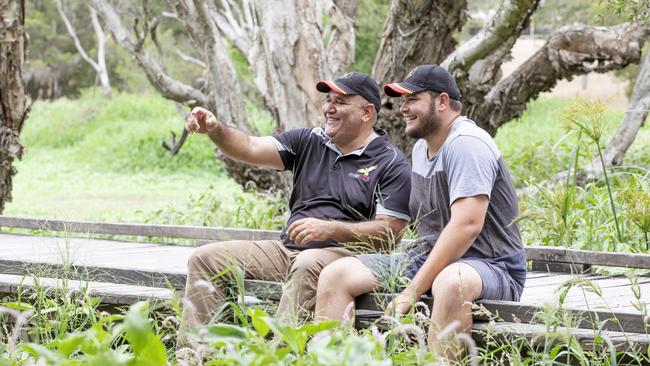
[{"x1": 428, "y1": 91, "x2": 462, "y2": 113}]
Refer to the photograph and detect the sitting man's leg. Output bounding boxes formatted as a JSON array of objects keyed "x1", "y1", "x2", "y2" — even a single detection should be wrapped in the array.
[
  {"x1": 278, "y1": 247, "x2": 353, "y2": 324},
  {"x1": 315, "y1": 256, "x2": 381, "y2": 322},
  {"x1": 182, "y1": 240, "x2": 291, "y2": 330},
  {"x1": 428, "y1": 262, "x2": 482, "y2": 356}
]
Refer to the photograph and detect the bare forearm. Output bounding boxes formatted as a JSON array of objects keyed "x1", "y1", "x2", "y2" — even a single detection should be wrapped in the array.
[
  {"x1": 208, "y1": 123, "x2": 253, "y2": 162},
  {"x1": 328, "y1": 218, "x2": 406, "y2": 251},
  {"x1": 206, "y1": 123, "x2": 283, "y2": 169}
]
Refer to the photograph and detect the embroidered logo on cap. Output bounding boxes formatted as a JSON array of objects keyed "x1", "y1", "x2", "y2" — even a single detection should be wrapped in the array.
[{"x1": 406, "y1": 67, "x2": 418, "y2": 79}]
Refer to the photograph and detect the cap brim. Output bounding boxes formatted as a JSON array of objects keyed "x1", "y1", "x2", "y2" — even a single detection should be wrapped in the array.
[
  {"x1": 316, "y1": 80, "x2": 354, "y2": 95},
  {"x1": 384, "y1": 82, "x2": 424, "y2": 97}
]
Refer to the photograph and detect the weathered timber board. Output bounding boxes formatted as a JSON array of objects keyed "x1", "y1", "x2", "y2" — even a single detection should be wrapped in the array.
[
  {"x1": 473, "y1": 322, "x2": 649, "y2": 352},
  {"x1": 0, "y1": 273, "x2": 174, "y2": 305},
  {"x1": 0, "y1": 216, "x2": 279, "y2": 242},
  {"x1": 3, "y1": 216, "x2": 650, "y2": 269},
  {"x1": 353, "y1": 293, "x2": 649, "y2": 334},
  {"x1": 0, "y1": 233, "x2": 648, "y2": 334}
]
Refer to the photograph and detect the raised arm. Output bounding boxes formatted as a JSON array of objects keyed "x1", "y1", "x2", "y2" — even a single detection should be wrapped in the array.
[{"x1": 185, "y1": 107, "x2": 284, "y2": 170}]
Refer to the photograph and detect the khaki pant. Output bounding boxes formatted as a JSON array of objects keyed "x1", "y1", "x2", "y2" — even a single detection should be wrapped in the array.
[{"x1": 182, "y1": 240, "x2": 353, "y2": 329}]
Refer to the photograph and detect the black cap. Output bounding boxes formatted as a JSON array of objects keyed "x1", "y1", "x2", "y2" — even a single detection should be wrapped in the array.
[
  {"x1": 316, "y1": 72, "x2": 382, "y2": 112},
  {"x1": 384, "y1": 64, "x2": 461, "y2": 101}
]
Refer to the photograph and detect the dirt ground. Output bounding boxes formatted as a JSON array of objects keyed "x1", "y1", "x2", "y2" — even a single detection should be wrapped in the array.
[{"x1": 501, "y1": 39, "x2": 630, "y2": 109}]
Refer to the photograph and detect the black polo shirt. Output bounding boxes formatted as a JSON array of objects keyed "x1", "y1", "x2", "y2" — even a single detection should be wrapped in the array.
[{"x1": 271, "y1": 128, "x2": 411, "y2": 250}]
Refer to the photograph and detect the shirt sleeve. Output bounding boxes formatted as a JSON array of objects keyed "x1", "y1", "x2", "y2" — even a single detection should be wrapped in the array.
[
  {"x1": 374, "y1": 157, "x2": 411, "y2": 222},
  {"x1": 271, "y1": 128, "x2": 312, "y2": 171},
  {"x1": 444, "y1": 135, "x2": 499, "y2": 205}
]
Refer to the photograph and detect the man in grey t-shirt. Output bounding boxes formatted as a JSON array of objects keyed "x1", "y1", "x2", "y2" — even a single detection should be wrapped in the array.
[{"x1": 315, "y1": 65, "x2": 526, "y2": 356}]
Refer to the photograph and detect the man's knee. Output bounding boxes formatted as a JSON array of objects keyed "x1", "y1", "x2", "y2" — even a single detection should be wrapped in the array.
[
  {"x1": 289, "y1": 250, "x2": 328, "y2": 279},
  {"x1": 318, "y1": 259, "x2": 349, "y2": 288},
  {"x1": 318, "y1": 257, "x2": 375, "y2": 296},
  {"x1": 186, "y1": 242, "x2": 240, "y2": 280},
  {"x1": 432, "y1": 263, "x2": 482, "y2": 304}
]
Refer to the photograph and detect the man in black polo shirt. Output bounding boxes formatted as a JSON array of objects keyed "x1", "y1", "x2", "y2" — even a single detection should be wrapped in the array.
[{"x1": 182, "y1": 72, "x2": 411, "y2": 329}]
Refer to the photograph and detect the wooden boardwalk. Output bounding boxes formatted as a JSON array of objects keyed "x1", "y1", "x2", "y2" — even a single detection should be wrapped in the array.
[
  {"x1": 0, "y1": 232, "x2": 648, "y2": 321},
  {"x1": 0, "y1": 216, "x2": 648, "y2": 348}
]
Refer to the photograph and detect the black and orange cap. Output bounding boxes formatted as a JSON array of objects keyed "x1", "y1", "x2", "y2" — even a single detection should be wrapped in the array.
[
  {"x1": 316, "y1": 72, "x2": 382, "y2": 112},
  {"x1": 384, "y1": 64, "x2": 461, "y2": 101}
]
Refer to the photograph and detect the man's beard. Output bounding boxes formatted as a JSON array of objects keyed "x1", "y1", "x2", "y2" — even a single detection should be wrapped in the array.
[{"x1": 406, "y1": 106, "x2": 441, "y2": 139}]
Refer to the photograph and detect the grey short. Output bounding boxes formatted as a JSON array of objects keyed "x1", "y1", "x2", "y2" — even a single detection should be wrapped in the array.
[{"x1": 357, "y1": 250, "x2": 526, "y2": 301}]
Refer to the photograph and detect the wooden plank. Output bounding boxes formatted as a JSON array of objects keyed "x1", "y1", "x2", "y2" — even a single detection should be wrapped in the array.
[
  {"x1": 354, "y1": 293, "x2": 649, "y2": 334},
  {"x1": 473, "y1": 322, "x2": 649, "y2": 352},
  {"x1": 0, "y1": 216, "x2": 280, "y2": 242},
  {"x1": 3, "y1": 216, "x2": 650, "y2": 269},
  {"x1": 520, "y1": 277, "x2": 650, "y2": 306},
  {"x1": 526, "y1": 246, "x2": 650, "y2": 269},
  {"x1": 530, "y1": 260, "x2": 591, "y2": 273},
  {"x1": 0, "y1": 274, "x2": 173, "y2": 305},
  {"x1": 0, "y1": 259, "x2": 187, "y2": 290}
]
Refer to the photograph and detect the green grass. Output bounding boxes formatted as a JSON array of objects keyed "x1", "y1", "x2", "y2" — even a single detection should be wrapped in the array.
[
  {"x1": 495, "y1": 97, "x2": 650, "y2": 187},
  {"x1": 5, "y1": 89, "x2": 240, "y2": 222}
]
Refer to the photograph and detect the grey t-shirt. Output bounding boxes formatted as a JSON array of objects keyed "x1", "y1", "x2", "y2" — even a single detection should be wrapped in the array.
[{"x1": 409, "y1": 116, "x2": 523, "y2": 259}]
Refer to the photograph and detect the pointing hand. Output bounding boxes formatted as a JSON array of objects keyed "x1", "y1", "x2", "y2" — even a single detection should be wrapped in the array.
[{"x1": 185, "y1": 107, "x2": 220, "y2": 134}]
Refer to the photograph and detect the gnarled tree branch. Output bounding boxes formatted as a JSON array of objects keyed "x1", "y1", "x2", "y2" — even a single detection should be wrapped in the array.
[
  {"x1": 442, "y1": 0, "x2": 539, "y2": 73},
  {"x1": 476, "y1": 22, "x2": 650, "y2": 134},
  {"x1": 593, "y1": 48, "x2": 650, "y2": 173},
  {"x1": 90, "y1": 0, "x2": 206, "y2": 106}
]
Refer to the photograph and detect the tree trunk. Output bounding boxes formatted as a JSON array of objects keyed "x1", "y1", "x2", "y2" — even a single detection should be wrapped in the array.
[
  {"x1": 0, "y1": 0, "x2": 29, "y2": 213},
  {"x1": 93, "y1": 0, "x2": 291, "y2": 192},
  {"x1": 373, "y1": 0, "x2": 647, "y2": 159},
  {"x1": 372, "y1": 0, "x2": 468, "y2": 155},
  {"x1": 56, "y1": 0, "x2": 112, "y2": 97},
  {"x1": 245, "y1": 0, "x2": 332, "y2": 131}
]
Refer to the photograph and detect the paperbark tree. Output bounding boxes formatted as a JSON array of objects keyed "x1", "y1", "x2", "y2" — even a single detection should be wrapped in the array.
[
  {"x1": 0, "y1": 0, "x2": 30, "y2": 213},
  {"x1": 374, "y1": 0, "x2": 649, "y2": 155},
  {"x1": 91, "y1": 0, "x2": 649, "y2": 191},
  {"x1": 56, "y1": 0, "x2": 112, "y2": 97}
]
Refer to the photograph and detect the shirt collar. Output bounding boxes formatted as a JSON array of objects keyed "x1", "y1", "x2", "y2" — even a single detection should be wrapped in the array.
[{"x1": 312, "y1": 127, "x2": 389, "y2": 158}]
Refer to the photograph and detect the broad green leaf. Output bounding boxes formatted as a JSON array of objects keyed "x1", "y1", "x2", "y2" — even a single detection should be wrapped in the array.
[
  {"x1": 248, "y1": 308, "x2": 270, "y2": 337},
  {"x1": 201, "y1": 323, "x2": 248, "y2": 345},
  {"x1": 2, "y1": 301, "x2": 32, "y2": 311},
  {"x1": 20, "y1": 343, "x2": 60, "y2": 364},
  {"x1": 48, "y1": 332, "x2": 86, "y2": 357},
  {"x1": 123, "y1": 302, "x2": 167, "y2": 366}
]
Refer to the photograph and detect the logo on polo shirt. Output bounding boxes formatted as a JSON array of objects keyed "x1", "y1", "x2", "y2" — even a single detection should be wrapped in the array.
[{"x1": 349, "y1": 165, "x2": 377, "y2": 182}]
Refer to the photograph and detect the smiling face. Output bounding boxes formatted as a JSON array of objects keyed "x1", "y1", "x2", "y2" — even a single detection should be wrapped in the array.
[
  {"x1": 322, "y1": 92, "x2": 372, "y2": 147},
  {"x1": 400, "y1": 91, "x2": 441, "y2": 139}
]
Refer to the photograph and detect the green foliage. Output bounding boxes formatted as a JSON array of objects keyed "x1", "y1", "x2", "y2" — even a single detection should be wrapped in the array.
[
  {"x1": 123, "y1": 302, "x2": 167, "y2": 366},
  {"x1": 22, "y1": 90, "x2": 219, "y2": 174},
  {"x1": 145, "y1": 184, "x2": 288, "y2": 230},
  {"x1": 350, "y1": 0, "x2": 390, "y2": 74},
  {"x1": 507, "y1": 97, "x2": 650, "y2": 252}
]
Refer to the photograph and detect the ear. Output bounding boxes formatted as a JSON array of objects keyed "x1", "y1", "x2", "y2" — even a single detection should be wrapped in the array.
[
  {"x1": 361, "y1": 104, "x2": 376, "y2": 123},
  {"x1": 438, "y1": 93, "x2": 450, "y2": 112}
]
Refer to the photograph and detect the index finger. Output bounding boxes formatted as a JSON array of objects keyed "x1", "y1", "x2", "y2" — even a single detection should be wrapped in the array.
[
  {"x1": 185, "y1": 114, "x2": 198, "y2": 132},
  {"x1": 191, "y1": 107, "x2": 207, "y2": 122}
]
